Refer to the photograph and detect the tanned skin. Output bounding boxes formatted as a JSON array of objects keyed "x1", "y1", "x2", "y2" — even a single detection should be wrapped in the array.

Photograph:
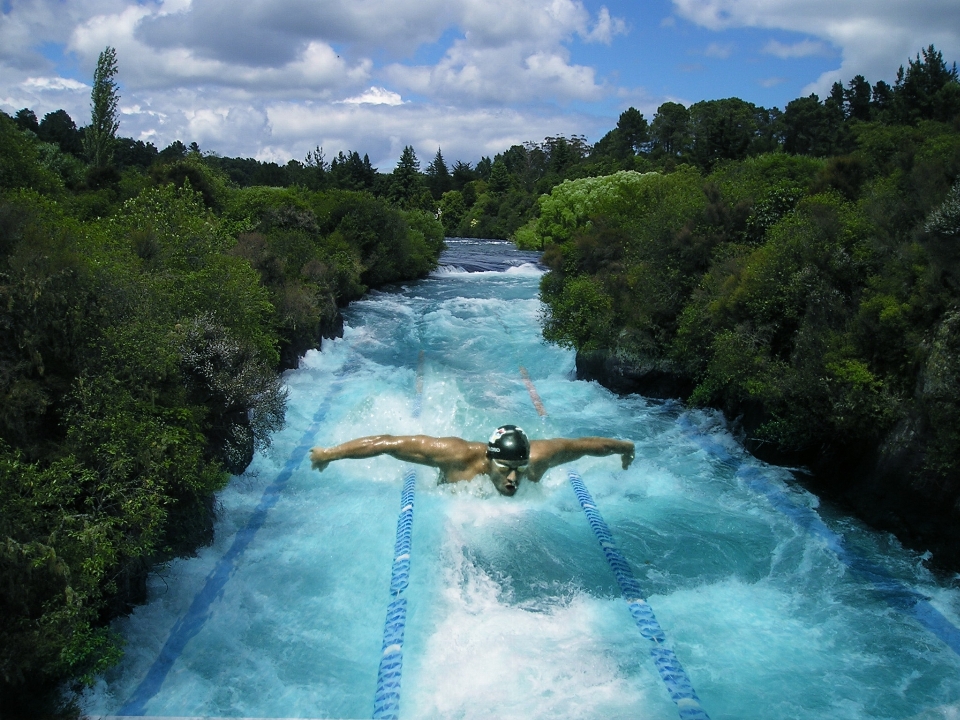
[{"x1": 310, "y1": 434, "x2": 635, "y2": 496}]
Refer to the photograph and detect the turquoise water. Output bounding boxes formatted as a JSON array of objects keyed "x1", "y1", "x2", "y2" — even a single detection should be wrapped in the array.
[{"x1": 84, "y1": 239, "x2": 960, "y2": 720}]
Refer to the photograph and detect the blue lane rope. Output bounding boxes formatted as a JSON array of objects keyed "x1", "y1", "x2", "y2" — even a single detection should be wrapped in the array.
[
  {"x1": 372, "y1": 350, "x2": 424, "y2": 719},
  {"x1": 372, "y1": 470, "x2": 418, "y2": 720},
  {"x1": 568, "y1": 470, "x2": 711, "y2": 720},
  {"x1": 677, "y1": 415, "x2": 960, "y2": 657},
  {"x1": 118, "y1": 360, "x2": 357, "y2": 716}
]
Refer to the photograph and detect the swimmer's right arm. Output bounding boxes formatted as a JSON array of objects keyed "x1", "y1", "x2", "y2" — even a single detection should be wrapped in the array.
[{"x1": 310, "y1": 435, "x2": 471, "y2": 471}]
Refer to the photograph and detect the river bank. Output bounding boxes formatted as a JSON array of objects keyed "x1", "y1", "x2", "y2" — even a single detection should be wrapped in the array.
[{"x1": 575, "y1": 347, "x2": 960, "y2": 575}]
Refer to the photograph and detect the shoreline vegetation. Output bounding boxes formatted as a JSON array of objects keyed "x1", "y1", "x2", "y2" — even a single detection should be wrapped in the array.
[
  {"x1": 0, "y1": 43, "x2": 958, "y2": 715},
  {"x1": 521, "y1": 48, "x2": 960, "y2": 581}
]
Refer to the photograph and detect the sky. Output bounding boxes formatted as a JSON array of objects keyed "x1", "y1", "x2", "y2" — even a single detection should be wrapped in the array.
[{"x1": 2, "y1": 0, "x2": 959, "y2": 170}]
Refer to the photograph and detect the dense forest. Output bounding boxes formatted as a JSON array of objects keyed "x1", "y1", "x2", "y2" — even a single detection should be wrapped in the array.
[
  {"x1": 2, "y1": 41, "x2": 959, "y2": 716},
  {"x1": 525, "y1": 46, "x2": 960, "y2": 582},
  {"x1": 0, "y1": 50, "x2": 444, "y2": 717}
]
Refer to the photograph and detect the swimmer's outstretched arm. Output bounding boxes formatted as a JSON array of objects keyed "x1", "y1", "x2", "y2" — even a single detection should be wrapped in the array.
[
  {"x1": 310, "y1": 434, "x2": 475, "y2": 472},
  {"x1": 530, "y1": 437, "x2": 635, "y2": 472}
]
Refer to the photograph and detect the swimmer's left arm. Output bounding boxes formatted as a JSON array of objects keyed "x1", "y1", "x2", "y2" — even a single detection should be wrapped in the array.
[{"x1": 531, "y1": 437, "x2": 635, "y2": 472}]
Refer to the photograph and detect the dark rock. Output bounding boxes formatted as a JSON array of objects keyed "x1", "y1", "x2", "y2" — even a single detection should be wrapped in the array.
[
  {"x1": 278, "y1": 309, "x2": 344, "y2": 371},
  {"x1": 321, "y1": 308, "x2": 345, "y2": 340},
  {"x1": 575, "y1": 349, "x2": 694, "y2": 399}
]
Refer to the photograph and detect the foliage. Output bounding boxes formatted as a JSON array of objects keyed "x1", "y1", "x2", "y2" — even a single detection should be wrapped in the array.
[
  {"x1": 1, "y1": 98, "x2": 443, "y2": 713},
  {"x1": 536, "y1": 47, "x2": 960, "y2": 511},
  {"x1": 84, "y1": 47, "x2": 121, "y2": 169}
]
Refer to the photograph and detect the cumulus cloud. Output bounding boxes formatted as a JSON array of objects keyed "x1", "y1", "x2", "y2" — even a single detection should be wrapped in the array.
[
  {"x1": 386, "y1": 40, "x2": 606, "y2": 105},
  {"x1": 22, "y1": 76, "x2": 89, "y2": 92},
  {"x1": 584, "y1": 7, "x2": 629, "y2": 44},
  {"x1": 338, "y1": 87, "x2": 405, "y2": 106},
  {"x1": 0, "y1": 0, "x2": 627, "y2": 162},
  {"x1": 67, "y1": 7, "x2": 372, "y2": 97},
  {"x1": 671, "y1": 0, "x2": 960, "y2": 93},
  {"x1": 382, "y1": 0, "x2": 623, "y2": 105}
]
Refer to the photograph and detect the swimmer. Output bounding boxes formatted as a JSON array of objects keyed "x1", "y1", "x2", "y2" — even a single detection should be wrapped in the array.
[{"x1": 310, "y1": 424, "x2": 635, "y2": 496}]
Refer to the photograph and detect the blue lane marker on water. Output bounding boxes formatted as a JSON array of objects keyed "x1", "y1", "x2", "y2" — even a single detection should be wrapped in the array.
[
  {"x1": 677, "y1": 415, "x2": 960, "y2": 657},
  {"x1": 372, "y1": 351, "x2": 424, "y2": 719},
  {"x1": 568, "y1": 470, "x2": 711, "y2": 720},
  {"x1": 118, "y1": 362, "x2": 356, "y2": 716},
  {"x1": 372, "y1": 470, "x2": 417, "y2": 720}
]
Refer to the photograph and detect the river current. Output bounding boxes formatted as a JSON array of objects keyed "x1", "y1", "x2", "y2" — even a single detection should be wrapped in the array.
[{"x1": 84, "y1": 239, "x2": 960, "y2": 720}]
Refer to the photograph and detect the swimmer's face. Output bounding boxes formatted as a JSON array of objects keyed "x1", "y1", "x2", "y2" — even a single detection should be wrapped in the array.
[{"x1": 488, "y1": 457, "x2": 528, "y2": 496}]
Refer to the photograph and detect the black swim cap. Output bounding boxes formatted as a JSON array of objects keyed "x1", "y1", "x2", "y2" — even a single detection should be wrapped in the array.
[{"x1": 486, "y1": 425, "x2": 530, "y2": 463}]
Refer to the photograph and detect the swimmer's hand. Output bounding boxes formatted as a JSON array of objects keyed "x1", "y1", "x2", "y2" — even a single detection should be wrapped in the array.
[
  {"x1": 310, "y1": 447, "x2": 330, "y2": 472},
  {"x1": 621, "y1": 443, "x2": 635, "y2": 470}
]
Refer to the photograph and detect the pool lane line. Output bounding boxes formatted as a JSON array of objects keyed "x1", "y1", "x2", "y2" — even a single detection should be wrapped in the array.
[
  {"x1": 372, "y1": 469, "x2": 418, "y2": 720},
  {"x1": 677, "y1": 414, "x2": 960, "y2": 657},
  {"x1": 519, "y1": 365, "x2": 547, "y2": 416},
  {"x1": 516, "y1": 367, "x2": 708, "y2": 718},
  {"x1": 568, "y1": 470, "x2": 710, "y2": 720},
  {"x1": 117, "y1": 358, "x2": 359, "y2": 716},
  {"x1": 372, "y1": 351, "x2": 425, "y2": 719}
]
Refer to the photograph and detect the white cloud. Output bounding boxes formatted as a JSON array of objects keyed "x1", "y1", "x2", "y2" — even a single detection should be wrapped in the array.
[
  {"x1": 762, "y1": 39, "x2": 830, "y2": 58},
  {"x1": 386, "y1": 40, "x2": 607, "y2": 105},
  {"x1": 671, "y1": 0, "x2": 960, "y2": 94},
  {"x1": 22, "y1": 76, "x2": 89, "y2": 92},
  {"x1": 338, "y1": 87, "x2": 405, "y2": 106},
  {"x1": 0, "y1": 0, "x2": 627, "y2": 163},
  {"x1": 584, "y1": 7, "x2": 629, "y2": 45}
]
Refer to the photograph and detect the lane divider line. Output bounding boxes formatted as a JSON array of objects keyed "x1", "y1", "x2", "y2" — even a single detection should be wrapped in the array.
[
  {"x1": 568, "y1": 470, "x2": 711, "y2": 720},
  {"x1": 372, "y1": 350, "x2": 425, "y2": 719},
  {"x1": 118, "y1": 359, "x2": 358, "y2": 716},
  {"x1": 677, "y1": 415, "x2": 960, "y2": 657},
  {"x1": 515, "y1": 365, "x2": 707, "y2": 718},
  {"x1": 372, "y1": 470, "x2": 417, "y2": 720}
]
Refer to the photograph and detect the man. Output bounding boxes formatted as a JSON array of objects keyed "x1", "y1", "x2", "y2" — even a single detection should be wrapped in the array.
[{"x1": 310, "y1": 424, "x2": 635, "y2": 496}]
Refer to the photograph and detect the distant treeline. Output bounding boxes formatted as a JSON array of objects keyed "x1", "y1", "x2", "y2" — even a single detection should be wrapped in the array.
[{"x1": 524, "y1": 46, "x2": 960, "y2": 572}]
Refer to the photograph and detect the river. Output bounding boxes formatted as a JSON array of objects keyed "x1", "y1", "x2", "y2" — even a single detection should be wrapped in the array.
[{"x1": 84, "y1": 239, "x2": 960, "y2": 720}]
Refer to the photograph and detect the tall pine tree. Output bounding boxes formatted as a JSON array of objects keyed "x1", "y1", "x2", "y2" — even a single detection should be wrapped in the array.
[{"x1": 425, "y1": 148, "x2": 451, "y2": 199}]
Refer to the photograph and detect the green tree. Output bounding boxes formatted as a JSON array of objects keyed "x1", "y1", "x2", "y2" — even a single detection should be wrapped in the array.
[
  {"x1": 38, "y1": 109, "x2": 83, "y2": 157},
  {"x1": 13, "y1": 108, "x2": 39, "y2": 134},
  {"x1": 780, "y1": 94, "x2": 847, "y2": 156},
  {"x1": 328, "y1": 151, "x2": 377, "y2": 191},
  {"x1": 688, "y1": 98, "x2": 762, "y2": 171},
  {"x1": 594, "y1": 107, "x2": 650, "y2": 160},
  {"x1": 440, "y1": 190, "x2": 467, "y2": 235},
  {"x1": 488, "y1": 158, "x2": 511, "y2": 194},
  {"x1": 617, "y1": 107, "x2": 649, "y2": 155},
  {"x1": 845, "y1": 75, "x2": 872, "y2": 121},
  {"x1": 303, "y1": 146, "x2": 328, "y2": 190},
  {"x1": 389, "y1": 145, "x2": 429, "y2": 209},
  {"x1": 84, "y1": 46, "x2": 121, "y2": 168},
  {"x1": 650, "y1": 102, "x2": 691, "y2": 158},
  {"x1": 892, "y1": 44, "x2": 960, "y2": 123},
  {"x1": 451, "y1": 160, "x2": 476, "y2": 191},
  {"x1": 425, "y1": 148, "x2": 451, "y2": 199}
]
